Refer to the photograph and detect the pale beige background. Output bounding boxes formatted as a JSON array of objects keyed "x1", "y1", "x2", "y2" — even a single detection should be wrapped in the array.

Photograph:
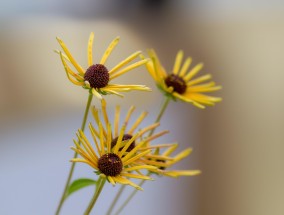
[{"x1": 0, "y1": 1, "x2": 283, "y2": 215}]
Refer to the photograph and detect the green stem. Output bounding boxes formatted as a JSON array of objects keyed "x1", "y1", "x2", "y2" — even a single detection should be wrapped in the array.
[
  {"x1": 55, "y1": 93, "x2": 93, "y2": 215},
  {"x1": 148, "y1": 96, "x2": 171, "y2": 136},
  {"x1": 114, "y1": 173, "x2": 151, "y2": 215},
  {"x1": 112, "y1": 96, "x2": 171, "y2": 215},
  {"x1": 84, "y1": 178, "x2": 107, "y2": 215},
  {"x1": 106, "y1": 185, "x2": 126, "y2": 215}
]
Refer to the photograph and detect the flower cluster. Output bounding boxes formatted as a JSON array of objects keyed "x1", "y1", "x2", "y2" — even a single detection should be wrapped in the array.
[{"x1": 55, "y1": 32, "x2": 221, "y2": 214}]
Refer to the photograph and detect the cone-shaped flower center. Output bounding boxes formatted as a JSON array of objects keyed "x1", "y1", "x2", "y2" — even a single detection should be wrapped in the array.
[
  {"x1": 84, "y1": 64, "x2": 109, "y2": 88},
  {"x1": 98, "y1": 153, "x2": 123, "y2": 176},
  {"x1": 111, "y1": 134, "x2": 135, "y2": 152},
  {"x1": 165, "y1": 74, "x2": 187, "y2": 94}
]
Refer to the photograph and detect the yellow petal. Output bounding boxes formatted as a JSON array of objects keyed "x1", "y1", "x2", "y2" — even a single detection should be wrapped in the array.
[
  {"x1": 120, "y1": 173, "x2": 153, "y2": 180},
  {"x1": 110, "y1": 59, "x2": 149, "y2": 80},
  {"x1": 179, "y1": 57, "x2": 192, "y2": 77},
  {"x1": 56, "y1": 37, "x2": 85, "y2": 75},
  {"x1": 173, "y1": 50, "x2": 184, "y2": 75},
  {"x1": 59, "y1": 52, "x2": 85, "y2": 85},
  {"x1": 101, "y1": 99, "x2": 109, "y2": 126},
  {"x1": 124, "y1": 165, "x2": 157, "y2": 172},
  {"x1": 88, "y1": 123, "x2": 102, "y2": 156},
  {"x1": 109, "y1": 51, "x2": 142, "y2": 74},
  {"x1": 187, "y1": 74, "x2": 212, "y2": 86},
  {"x1": 124, "y1": 106, "x2": 135, "y2": 126},
  {"x1": 88, "y1": 32, "x2": 94, "y2": 66},
  {"x1": 91, "y1": 88, "x2": 102, "y2": 99},
  {"x1": 128, "y1": 111, "x2": 148, "y2": 135},
  {"x1": 114, "y1": 176, "x2": 143, "y2": 190},
  {"x1": 123, "y1": 149, "x2": 151, "y2": 166},
  {"x1": 114, "y1": 105, "x2": 121, "y2": 137},
  {"x1": 184, "y1": 63, "x2": 204, "y2": 81},
  {"x1": 100, "y1": 36, "x2": 120, "y2": 65}
]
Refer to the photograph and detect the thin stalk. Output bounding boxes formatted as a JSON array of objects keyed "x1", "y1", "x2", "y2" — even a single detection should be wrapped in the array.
[
  {"x1": 148, "y1": 96, "x2": 171, "y2": 136},
  {"x1": 106, "y1": 185, "x2": 126, "y2": 215},
  {"x1": 112, "y1": 96, "x2": 171, "y2": 215},
  {"x1": 84, "y1": 178, "x2": 107, "y2": 215},
  {"x1": 55, "y1": 93, "x2": 93, "y2": 215},
  {"x1": 114, "y1": 175, "x2": 148, "y2": 215}
]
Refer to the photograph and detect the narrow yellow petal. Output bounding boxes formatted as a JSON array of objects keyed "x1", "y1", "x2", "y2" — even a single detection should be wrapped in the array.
[
  {"x1": 143, "y1": 130, "x2": 169, "y2": 143},
  {"x1": 106, "y1": 123, "x2": 112, "y2": 153},
  {"x1": 101, "y1": 88, "x2": 125, "y2": 97},
  {"x1": 188, "y1": 85, "x2": 222, "y2": 93},
  {"x1": 145, "y1": 154, "x2": 174, "y2": 161},
  {"x1": 123, "y1": 149, "x2": 151, "y2": 166},
  {"x1": 78, "y1": 130, "x2": 98, "y2": 162},
  {"x1": 56, "y1": 37, "x2": 85, "y2": 75},
  {"x1": 54, "y1": 50, "x2": 70, "y2": 62},
  {"x1": 100, "y1": 36, "x2": 120, "y2": 65},
  {"x1": 128, "y1": 111, "x2": 148, "y2": 135},
  {"x1": 114, "y1": 105, "x2": 120, "y2": 137},
  {"x1": 109, "y1": 51, "x2": 142, "y2": 74},
  {"x1": 101, "y1": 99, "x2": 109, "y2": 126},
  {"x1": 172, "y1": 92, "x2": 195, "y2": 103},
  {"x1": 118, "y1": 132, "x2": 139, "y2": 157},
  {"x1": 108, "y1": 176, "x2": 116, "y2": 185},
  {"x1": 162, "y1": 170, "x2": 201, "y2": 177},
  {"x1": 91, "y1": 88, "x2": 102, "y2": 100},
  {"x1": 124, "y1": 165, "x2": 157, "y2": 172},
  {"x1": 89, "y1": 123, "x2": 102, "y2": 156},
  {"x1": 113, "y1": 176, "x2": 143, "y2": 190},
  {"x1": 120, "y1": 173, "x2": 153, "y2": 180},
  {"x1": 59, "y1": 52, "x2": 85, "y2": 85},
  {"x1": 187, "y1": 74, "x2": 212, "y2": 86},
  {"x1": 88, "y1": 32, "x2": 94, "y2": 66},
  {"x1": 113, "y1": 124, "x2": 126, "y2": 154},
  {"x1": 184, "y1": 63, "x2": 204, "y2": 81},
  {"x1": 148, "y1": 49, "x2": 167, "y2": 81},
  {"x1": 124, "y1": 106, "x2": 135, "y2": 126},
  {"x1": 162, "y1": 143, "x2": 178, "y2": 156},
  {"x1": 138, "y1": 159, "x2": 170, "y2": 168},
  {"x1": 172, "y1": 148, "x2": 192, "y2": 163},
  {"x1": 179, "y1": 57, "x2": 192, "y2": 77},
  {"x1": 136, "y1": 122, "x2": 160, "y2": 138},
  {"x1": 173, "y1": 50, "x2": 184, "y2": 75},
  {"x1": 71, "y1": 143, "x2": 97, "y2": 168},
  {"x1": 138, "y1": 143, "x2": 177, "y2": 151},
  {"x1": 71, "y1": 158, "x2": 98, "y2": 170},
  {"x1": 110, "y1": 59, "x2": 149, "y2": 80},
  {"x1": 98, "y1": 122, "x2": 105, "y2": 155}
]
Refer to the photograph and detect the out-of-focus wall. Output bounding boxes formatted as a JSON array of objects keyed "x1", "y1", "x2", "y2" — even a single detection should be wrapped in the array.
[{"x1": 0, "y1": 1, "x2": 283, "y2": 215}]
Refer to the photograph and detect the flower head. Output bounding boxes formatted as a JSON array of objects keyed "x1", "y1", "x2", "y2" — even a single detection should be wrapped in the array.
[
  {"x1": 136, "y1": 143, "x2": 201, "y2": 177},
  {"x1": 56, "y1": 32, "x2": 151, "y2": 99},
  {"x1": 71, "y1": 124, "x2": 158, "y2": 190},
  {"x1": 145, "y1": 50, "x2": 222, "y2": 109}
]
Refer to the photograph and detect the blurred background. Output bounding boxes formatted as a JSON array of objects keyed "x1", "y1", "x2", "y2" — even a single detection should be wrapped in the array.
[{"x1": 0, "y1": 0, "x2": 284, "y2": 215}]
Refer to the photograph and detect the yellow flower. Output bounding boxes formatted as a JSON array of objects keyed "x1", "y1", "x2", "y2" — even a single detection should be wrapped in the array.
[
  {"x1": 145, "y1": 49, "x2": 222, "y2": 109},
  {"x1": 71, "y1": 123, "x2": 158, "y2": 190},
  {"x1": 136, "y1": 143, "x2": 201, "y2": 177},
  {"x1": 56, "y1": 32, "x2": 151, "y2": 99},
  {"x1": 91, "y1": 99, "x2": 169, "y2": 154}
]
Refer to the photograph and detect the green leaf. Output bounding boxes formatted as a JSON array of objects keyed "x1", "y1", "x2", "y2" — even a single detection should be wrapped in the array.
[{"x1": 66, "y1": 178, "x2": 97, "y2": 198}]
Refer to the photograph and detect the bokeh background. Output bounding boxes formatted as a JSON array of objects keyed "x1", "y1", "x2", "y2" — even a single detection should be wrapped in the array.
[{"x1": 0, "y1": 0, "x2": 284, "y2": 215}]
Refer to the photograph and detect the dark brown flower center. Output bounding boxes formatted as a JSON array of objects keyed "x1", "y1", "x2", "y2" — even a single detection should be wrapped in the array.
[
  {"x1": 111, "y1": 134, "x2": 135, "y2": 152},
  {"x1": 98, "y1": 153, "x2": 122, "y2": 176},
  {"x1": 84, "y1": 64, "x2": 109, "y2": 88},
  {"x1": 165, "y1": 74, "x2": 187, "y2": 94}
]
